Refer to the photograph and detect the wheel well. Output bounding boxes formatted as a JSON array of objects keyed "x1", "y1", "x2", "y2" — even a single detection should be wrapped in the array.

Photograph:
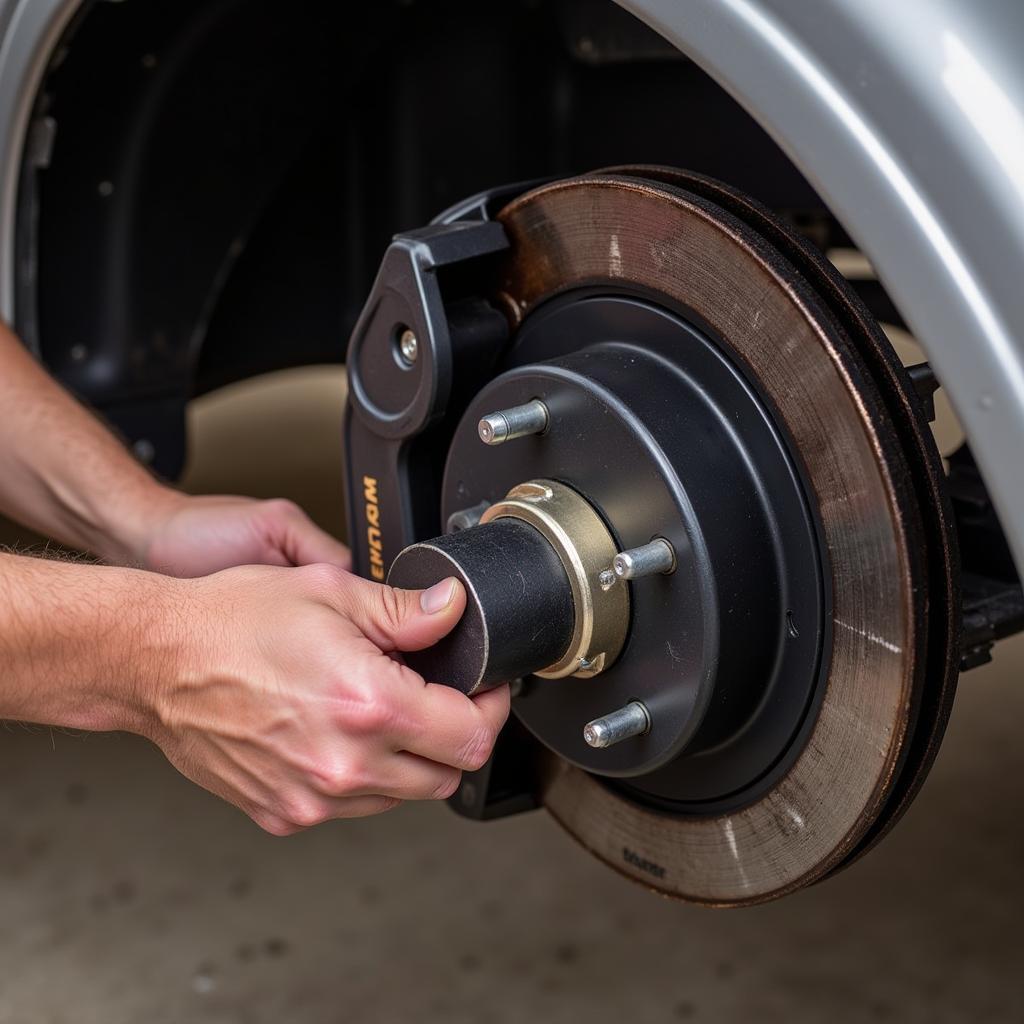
[{"x1": 17, "y1": 0, "x2": 823, "y2": 476}]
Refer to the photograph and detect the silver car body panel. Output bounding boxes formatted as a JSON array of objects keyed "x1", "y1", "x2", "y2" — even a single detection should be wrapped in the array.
[{"x1": 0, "y1": 0, "x2": 1022, "y2": 565}]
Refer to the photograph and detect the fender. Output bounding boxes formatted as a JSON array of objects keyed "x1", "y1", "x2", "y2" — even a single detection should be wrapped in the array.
[{"x1": 619, "y1": 0, "x2": 1024, "y2": 570}]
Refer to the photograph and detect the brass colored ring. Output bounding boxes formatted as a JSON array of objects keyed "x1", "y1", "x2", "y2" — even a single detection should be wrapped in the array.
[{"x1": 481, "y1": 479, "x2": 629, "y2": 679}]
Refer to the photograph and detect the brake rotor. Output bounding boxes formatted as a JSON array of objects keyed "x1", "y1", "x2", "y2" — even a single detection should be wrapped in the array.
[{"x1": 482, "y1": 171, "x2": 959, "y2": 906}]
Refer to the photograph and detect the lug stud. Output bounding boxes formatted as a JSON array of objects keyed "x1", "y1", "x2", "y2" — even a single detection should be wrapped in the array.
[
  {"x1": 478, "y1": 399, "x2": 549, "y2": 446},
  {"x1": 613, "y1": 538, "x2": 676, "y2": 580},
  {"x1": 583, "y1": 701, "x2": 651, "y2": 749}
]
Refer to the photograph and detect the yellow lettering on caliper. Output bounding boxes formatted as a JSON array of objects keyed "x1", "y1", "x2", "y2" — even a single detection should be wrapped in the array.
[{"x1": 363, "y1": 476, "x2": 385, "y2": 580}]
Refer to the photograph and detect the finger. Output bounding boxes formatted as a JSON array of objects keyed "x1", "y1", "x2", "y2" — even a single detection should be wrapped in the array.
[
  {"x1": 258, "y1": 794, "x2": 402, "y2": 833},
  {"x1": 283, "y1": 519, "x2": 352, "y2": 570},
  {"x1": 333, "y1": 574, "x2": 467, "y2": 653},
  {"x1": 470, "y1": 684, "x2": 513, "y2": 734},
  {"x1": 251, "y1": 811, "x2": 306, "y2": 837},
  {"x1": 259, "y1": 499, "x2": 352, "y2": 570},
  {"x1": 316, "y1": 752, "x2": 462, "y2": 803},
  {"x1": 382, "y1": 668, "x2": 511, "y2": 770},
  {"x1": 334, "y1": 641, "x2": 508, "y2": 771},
  {"x1": 286, "y1": 526, "x2": 352, "y2": 570},
  {"x1": 322, "y1": 795, "x2": 403, "y2": 821}
]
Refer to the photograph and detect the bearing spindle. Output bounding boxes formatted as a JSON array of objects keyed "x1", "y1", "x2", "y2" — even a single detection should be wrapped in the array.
[
  {"x1": 388, "y1": 479, "x2": 630, "y2": 695},
  {"x1": 388, "y1": 519, "x2": 575, "y2": 695}
]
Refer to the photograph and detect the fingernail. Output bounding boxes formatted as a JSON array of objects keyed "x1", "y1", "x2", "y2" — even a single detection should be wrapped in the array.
[{"x1": 421, "y1": 578, "x2": 457, "y2": 614}]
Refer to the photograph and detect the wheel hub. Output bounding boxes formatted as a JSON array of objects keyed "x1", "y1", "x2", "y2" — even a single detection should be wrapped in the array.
[
  {"x1": 410, "y1": 293, "x2": 827, "y2": 797},
  {"x1": 344, "y1": 168, "x2": 959, "y2": 905}
]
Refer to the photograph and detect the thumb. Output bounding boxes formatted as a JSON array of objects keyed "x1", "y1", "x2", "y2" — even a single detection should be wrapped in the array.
[{"x1": 338, "y1": 576, "x2": 467, "y2": 654}]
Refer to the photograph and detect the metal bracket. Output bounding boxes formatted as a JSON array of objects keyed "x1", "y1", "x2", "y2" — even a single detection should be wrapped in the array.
[
  {"x1": 950, "y1": 444, "x2": 1024, "y2": 669},
  {"x1": 344, "y1": 181, "x2": 549, "y2": 578},
  {"x1": 343, "y1": 183, "x2": 552, "y2": 822},
  {"x1": 347, "y1": 220, "x2": 508, "y2": 442},
  {"x1": 906, "y1": 362, "x2": 940, "y2": 423}
]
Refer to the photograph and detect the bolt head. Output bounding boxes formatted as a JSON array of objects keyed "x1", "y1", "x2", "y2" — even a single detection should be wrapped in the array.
[
  {"x1": 478, "y1": 414, "x2": 510, "y2": 445},
  {"x1": 398, "y1": 328, "x2": 419, "y2": 366}
]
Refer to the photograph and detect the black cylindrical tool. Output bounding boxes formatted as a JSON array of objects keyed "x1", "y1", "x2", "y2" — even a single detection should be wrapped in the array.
[{"x1": 387, "y1": 519, "x2": 575, "y2": 694}]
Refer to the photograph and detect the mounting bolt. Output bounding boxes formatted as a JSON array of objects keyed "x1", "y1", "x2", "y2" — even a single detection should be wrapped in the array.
[
  {"x1": 613, "y1": 538, "x2": 676, "y2": 580},
  {"x1": 598, "y1": 568, "x2": 616, "y2": 590},
  {"x1": 583, "y1": 701, "x2": 651, "y2": 749},
  {"x1": 478, "y1": 399, "x2": 549, "y2": 446},
  {"x1": 398, "y1": 328, "x2": 419, "y2": 366}
]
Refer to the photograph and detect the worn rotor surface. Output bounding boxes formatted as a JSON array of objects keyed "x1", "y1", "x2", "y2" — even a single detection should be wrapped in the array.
[{"x1": 487, "y1": 171, "x2": 957, "y2": 906}]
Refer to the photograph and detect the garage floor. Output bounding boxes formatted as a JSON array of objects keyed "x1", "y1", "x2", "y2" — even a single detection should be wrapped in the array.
[{"x1": 2, "y1": 367, "x2": 1023, "y2": 1023}]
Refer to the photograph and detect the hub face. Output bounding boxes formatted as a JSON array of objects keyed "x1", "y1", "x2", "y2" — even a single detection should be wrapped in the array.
[{"x1": 440, "y1": 293, "x2": 827, "y2": 799}]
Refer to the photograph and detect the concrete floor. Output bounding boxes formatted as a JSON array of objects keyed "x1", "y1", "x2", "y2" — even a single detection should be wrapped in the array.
[{"x1": 2, "y1": 367, "x2": 1024, "y2": 1023}]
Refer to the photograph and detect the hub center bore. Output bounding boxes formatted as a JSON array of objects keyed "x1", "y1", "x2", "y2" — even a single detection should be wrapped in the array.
[{"x1": 389, "y1": 477, "x2": 630, "y2": 688}]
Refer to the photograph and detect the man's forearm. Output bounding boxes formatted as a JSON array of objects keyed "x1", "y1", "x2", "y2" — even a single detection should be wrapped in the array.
[
  {"x1": 0, "y1": 327, "x2": 494, "y2": 835},
  {"x1": 0, "y1": 552, "x2": 180, "y2": 732},
  {"x1": 0, "y1": 322, "x2": 179, "y2": 563}
]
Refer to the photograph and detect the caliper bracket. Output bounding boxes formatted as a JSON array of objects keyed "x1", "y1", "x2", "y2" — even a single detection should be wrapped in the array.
[
  {"x1": 344, "y1": 218, "x2": 509, "y2": 578},
  {"x1": 343, "y1": 184, "x2": 551, "y2": 822}
]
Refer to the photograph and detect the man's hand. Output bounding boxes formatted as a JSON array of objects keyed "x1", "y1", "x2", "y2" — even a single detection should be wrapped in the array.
[
  {"x1": 0, "y1": 552, "x2": 508, "y2": 832},
  {"x1": 138, "y1": 491, "x2": 352, "y2": 578},
  {"x1": 0, "y1": 319, "x2": 509, "y2": 832},
  {"x1": 0, "y1": 321, "x2": 352, "y2": 577},
  {"x1": 148, "y1": 566, "x2": 509, "y2": 834}
]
